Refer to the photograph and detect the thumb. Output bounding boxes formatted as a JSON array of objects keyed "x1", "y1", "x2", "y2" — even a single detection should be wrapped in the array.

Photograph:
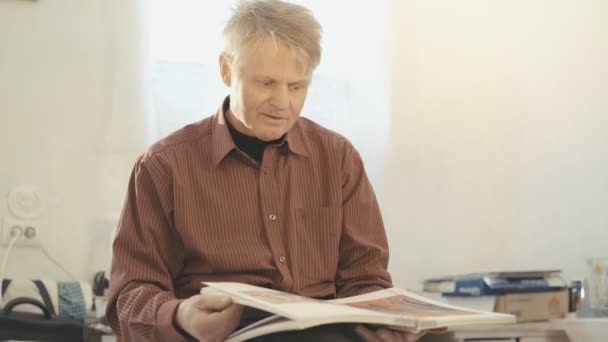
[{"x1": 193, "y1": 293, "x2": 234, "y2": 311}]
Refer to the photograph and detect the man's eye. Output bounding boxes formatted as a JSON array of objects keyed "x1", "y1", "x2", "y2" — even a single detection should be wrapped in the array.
[{"x1": 262, "y1": 81, "x2": 274, "y2": 87}]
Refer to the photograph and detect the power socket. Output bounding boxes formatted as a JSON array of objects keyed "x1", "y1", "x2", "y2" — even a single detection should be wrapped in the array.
[{"x1": 2, "y1": 217, "x2": 42, "y2": 248}]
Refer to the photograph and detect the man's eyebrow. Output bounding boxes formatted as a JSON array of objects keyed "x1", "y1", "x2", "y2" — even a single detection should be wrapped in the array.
[
  {"x1": 253, "y1": 75, "x2": 275, "y2": 81},
  {"x1": 289, "y1": 80, "x2": 309, "y2": 86},
  {"x1": 252, "y1": 75, "x2": 309, "y2": 85}
]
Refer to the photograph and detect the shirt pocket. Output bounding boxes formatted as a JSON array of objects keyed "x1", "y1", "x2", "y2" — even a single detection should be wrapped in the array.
[{"x1": 291, "y1": 207, "x2": 342, "y2": 282}]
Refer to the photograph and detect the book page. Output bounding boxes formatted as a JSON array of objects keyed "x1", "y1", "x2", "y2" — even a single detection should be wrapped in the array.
[
  {"x1": 329, "y1": 288, "x2": 479, "y2": 318},
  {"x1": 204, "y1": 282, "x2": 378, "y2": 321},
  {"x1": 237, "y1": 289, "x2": 321, "y2": 305},
  {"x1": 344, "y1": 294, "x2": 475, "y2": 317},
  {"x1": 330, "y1": 288, "x2": 516, "y2": 329}
]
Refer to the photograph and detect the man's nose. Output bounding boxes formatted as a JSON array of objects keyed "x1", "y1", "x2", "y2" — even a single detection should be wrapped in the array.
[{"x1": 270, "y1": 85, "x2": 289, "y2": 109}]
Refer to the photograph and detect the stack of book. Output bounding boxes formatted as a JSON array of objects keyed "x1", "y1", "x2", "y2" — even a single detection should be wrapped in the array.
[{"x1": 423, "y1": 270, "x2": 569, "y2": 322}]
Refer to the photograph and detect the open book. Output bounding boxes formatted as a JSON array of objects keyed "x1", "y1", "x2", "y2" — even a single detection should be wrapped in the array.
[{"x1": 203, "y1": 282, "x2": 517, "y2": 342}]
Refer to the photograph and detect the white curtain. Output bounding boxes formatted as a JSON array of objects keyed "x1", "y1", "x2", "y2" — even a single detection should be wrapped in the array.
[{"x1": 94, "y1": 0, "x2": 156, "y2": 275}]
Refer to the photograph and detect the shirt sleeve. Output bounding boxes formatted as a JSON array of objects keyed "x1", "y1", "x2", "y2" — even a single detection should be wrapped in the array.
[
  {"x1": 105, "y1": 154, "x2": 191, "y2": 341},
  {"x1": 335, "y1": 142, "x2": 393, "y2": 298}
]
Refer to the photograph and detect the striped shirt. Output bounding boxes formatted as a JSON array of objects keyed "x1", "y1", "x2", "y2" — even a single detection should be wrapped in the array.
[{"x1": 106, "y1": 97, "x2": 392, "y2": 341}]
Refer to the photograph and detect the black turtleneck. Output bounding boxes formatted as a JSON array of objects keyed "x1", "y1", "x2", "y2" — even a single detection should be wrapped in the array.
[{"x1": 226, "y1": 116, "x2": 284, "y2": 163}]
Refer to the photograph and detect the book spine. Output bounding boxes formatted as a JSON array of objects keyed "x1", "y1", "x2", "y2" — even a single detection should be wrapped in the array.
[
  {"x1": 445, "y1": 278, "x2": 563, "y2": 296},
  {"x1": 452, "y1": 278, "x2": 487, "y2": 296}
]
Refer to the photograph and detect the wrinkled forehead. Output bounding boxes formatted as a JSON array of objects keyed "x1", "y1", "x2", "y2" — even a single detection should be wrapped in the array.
[{"x1": 235, "y1": 35, "x2": 312, "y2": 78}]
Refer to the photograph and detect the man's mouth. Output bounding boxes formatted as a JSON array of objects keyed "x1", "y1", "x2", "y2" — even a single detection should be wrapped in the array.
[{"x1": 263, "y1": 113, "x2": 287, "y2": 120}]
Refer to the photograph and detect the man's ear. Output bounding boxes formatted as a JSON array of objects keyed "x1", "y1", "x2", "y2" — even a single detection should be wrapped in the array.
[{"x1": 219, "y1": 54, "x2": 232, "y2": 87}]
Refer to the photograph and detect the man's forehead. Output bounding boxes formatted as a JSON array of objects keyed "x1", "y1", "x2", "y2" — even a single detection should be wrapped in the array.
[
  {"x1": 238, "y1": 61, "x2": 311, "y2": 83},
  {"x1": 237, "y1": 36, "x2": 311, "y2": 77}
]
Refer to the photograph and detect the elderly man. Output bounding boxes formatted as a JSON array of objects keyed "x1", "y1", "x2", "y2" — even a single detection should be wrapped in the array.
[{"x1": 106, "y1": 1, "x2": 422, "y2": 341}]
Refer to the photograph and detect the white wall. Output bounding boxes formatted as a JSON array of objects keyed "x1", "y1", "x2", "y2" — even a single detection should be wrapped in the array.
[
  {"x1": 0, "y1": 0, "x2": 148, "y2": 282},
  {"x1": 384, "y1": 0, "x2": 608, "y2": 289}
]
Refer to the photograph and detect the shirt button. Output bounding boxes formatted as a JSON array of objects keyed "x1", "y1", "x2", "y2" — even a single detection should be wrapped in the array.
[
  {"x1": 269, "y1": 214, "x2": 277, "y2": 221},
  {"x1": 279, "y1": 256, "x2": 286, "y2": 263}
]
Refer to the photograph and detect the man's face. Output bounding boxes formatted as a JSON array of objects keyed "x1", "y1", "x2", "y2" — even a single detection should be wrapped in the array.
[{"x1": 220, "y1": 36, "x2": 311, "y2": 141}]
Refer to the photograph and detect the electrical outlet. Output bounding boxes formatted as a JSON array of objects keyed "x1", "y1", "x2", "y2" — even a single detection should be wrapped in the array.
[{"x1": 2, "y1": 217, "x2": 42, "y2": 248}]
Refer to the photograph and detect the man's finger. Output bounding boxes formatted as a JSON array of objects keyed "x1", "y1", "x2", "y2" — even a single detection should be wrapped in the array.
[
  {"x1": 194, "y1": 301, "x2": 243, "y2": 340},
  {"x1": 216, "y1": 302, "x2": 244, "y2": 329},
  {"x1": 409, "y1": 331, "x2": 427, "y2": 342},
  {"x1": 192, "y1": 293, "x2": 234, "y2": 311},
  {"x1": 427, "y1": 327, "x2": 449, "y2": 334},
  {"x1": 375, "y1": 328, "x2": 396, "y2": 340},
  {"x1": 200, "y1": 286, "x2": 226, "y2": 297},
  {"x1": 377, "y1": 327, "x2": 422, "y2": 342},
  {"x1": 354, "y1": 325, "x2": 383, "y2": 342}
]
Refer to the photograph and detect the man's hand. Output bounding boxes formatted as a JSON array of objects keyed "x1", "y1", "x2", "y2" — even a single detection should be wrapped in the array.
[
  {"x1": 174, "y1": 288, "x2": 243, "y2": 342},
  {"x1": 355, "y1": 325, "x2": 447, "y2": 342}
]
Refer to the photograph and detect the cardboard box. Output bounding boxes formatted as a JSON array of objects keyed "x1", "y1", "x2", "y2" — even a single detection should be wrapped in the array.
[{"x1": 495, "y1": 289, "x2": 568, "y2": 322}]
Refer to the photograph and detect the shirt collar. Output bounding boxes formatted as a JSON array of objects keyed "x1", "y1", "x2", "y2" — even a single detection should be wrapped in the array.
[
  {"x1": 211, "y1": 97, "x2": 237, "y2": 168},
  {"x1": 211, "y1": 96, "x2": 310, "y2": 168},
  {"x1": 283, "y1": 121, "x2": 309, "y2": 158}
]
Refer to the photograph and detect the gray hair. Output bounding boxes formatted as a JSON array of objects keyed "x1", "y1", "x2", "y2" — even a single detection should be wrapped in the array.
[{"x1": 222, "y1": 0, "x2": 322, "y2": 71}]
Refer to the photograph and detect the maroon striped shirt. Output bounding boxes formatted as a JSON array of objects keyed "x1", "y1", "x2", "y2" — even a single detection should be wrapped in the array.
[{"x1": 106, "y1": 98, "x2": 392, "y2": 341}]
